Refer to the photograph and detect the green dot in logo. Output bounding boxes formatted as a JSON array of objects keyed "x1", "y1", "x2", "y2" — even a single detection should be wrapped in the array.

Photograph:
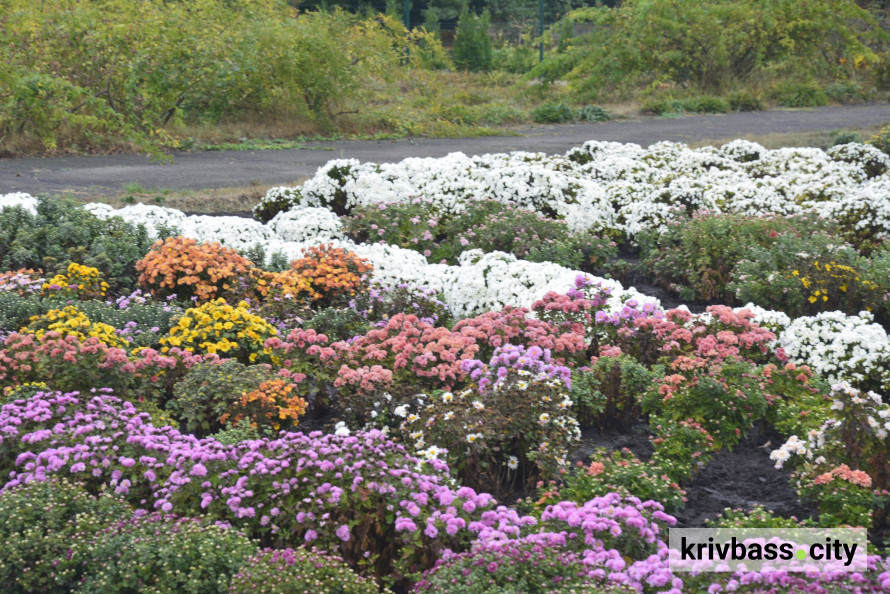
[{"x1": 796, "y1": 549, "x2": 807, "y2": 560}]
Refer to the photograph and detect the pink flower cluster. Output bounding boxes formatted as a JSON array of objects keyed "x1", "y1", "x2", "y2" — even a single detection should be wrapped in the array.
[
  {"x1": 335, "y1": 314, "x2": 478, "y2": 391},
  {"x1": 453, "y1": 306, "x2": 586, "y2": 365}
]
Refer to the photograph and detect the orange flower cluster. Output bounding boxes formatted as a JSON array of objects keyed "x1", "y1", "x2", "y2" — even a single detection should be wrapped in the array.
[
  {"x1": 289, "y1": 244, "x2": 372, "y2": 305},
  {"x1": 220, "y1": 378, "x2": 308, "y2": 431},
  {"x1": 135, "y1": 236, "x2": 253, "y2": 303}
]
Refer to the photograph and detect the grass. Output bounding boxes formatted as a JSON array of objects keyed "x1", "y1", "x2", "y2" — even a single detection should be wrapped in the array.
[
  {"x1": 693, "y1": 124, "x2": 886, "y2": 150},
  {"x1": 76, "y1": 180, "x2": 308, "y2": 215}
]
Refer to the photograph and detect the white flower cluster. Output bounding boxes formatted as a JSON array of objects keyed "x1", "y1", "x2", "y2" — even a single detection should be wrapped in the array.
[
  {"x1": 771, "y1": 381, "x2": 890, "y2": 470},
  {"x1": 774, "y1": 310, "x2": 890, "y2": 391},
  {"x1": 2, "y1": 192, "x2": 656, "y2": 319},
  {"x1": 267, "y1": 207, "x2": 344, "y2": 243},
  {"x1": 0, "y1": 192, "x2": 38, "y2": 214},
  {"x1": 254, "y1": 140, "x2": 890, "y2": 240}
]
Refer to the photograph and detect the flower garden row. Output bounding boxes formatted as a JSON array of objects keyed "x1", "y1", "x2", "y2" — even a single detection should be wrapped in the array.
[{"x1": 0, "y1": 139, "x2": 889, "y2": 592}]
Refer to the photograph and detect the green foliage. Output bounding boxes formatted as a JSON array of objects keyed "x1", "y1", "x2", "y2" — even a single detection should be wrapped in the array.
[
  {"x1": 774, "y1": 82, "x2": 829, "y2": 107},
  {"x1": 539, "y1": 448, "x2": 687, "y2": 514},
  {"x1": 639, "y1": 212, "x2": 820, "y2": 303},
  {"x1": 168, "y1": 359, "x2": 277, "y2": 436},
  {"x1": 0, "y1": 196, "x2": 153, "y2": 294},
  {"x1": 1, "y1": 2, "x2": 436, "y2": 151},
  {"x1": 728, "y1": 233, "x2": 878, "y2": 318},
  {"x1": 577, "y1": 104, "x2": 611, "y2": 122},
  {"x1": 570, "y1": 355, "x2": 654, "y2": 431},
  {"x1": 533, "y1": 0, "x2": 888, "y2": 95},
  {"x1": 706, "y1": 505, "x2": 807, "y2": 529},
  {"x1": 644, "y1": 95, "x2": 729, "y2": 115},
  {"x1": 343, "y1": 199, "x2": 616, "y2": 272},
  {"x1": 230, "y1": 547, "x2": 385, "y2": 594},
  {"x1": 491, "y1": 45, "x2": 538, "y2": 74},
  {"x1": 531, "y1": 102, "x2": 576, "y2": 123},
  {"x1": 0, "y1": 478, "x2": 132, "y2": 594},
  {"x1": 69, "y1": 514, "x2": 257, "y2": 594},
  {"x1": 727, "y1": 90, "x2": 763, "y2": 111},
  {"x1": 868, "y1": 124, "x2": 890, "y2": 155},
  {"x1": 303, "y1": 307, "x2": 371, "y2": 342},
  {"x1": 453, "y1": 8, "x2": 493, "y2": 72}
]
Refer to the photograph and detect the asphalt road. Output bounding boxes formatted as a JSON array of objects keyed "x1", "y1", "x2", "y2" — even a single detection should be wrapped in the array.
[{"x1": 1, "y1": 103, "x2": 888, "y2": 197}]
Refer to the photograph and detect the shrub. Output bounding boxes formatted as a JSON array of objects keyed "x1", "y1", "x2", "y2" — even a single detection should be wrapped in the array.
[
  {"x1": 168, "y1": 359, "x2": 277, "y2": 436},
  {"x1": 252, "y1": 187, "x2": 302, "y2": 223},
  {"x1": 288, "y1": 244, "x2": 373, "y2": 307},
  {"x1": 0, "y1": 268, "x2": 44, "y2": 295},
  {"x1": 727, "y1": 90, "x2": 763, "y2": 111},
  {"x1": 401, "y1": 345, "x2": 580, "y2": 496},
  {"x1": 774, "y1": 81, "x2": 829, "y2": 107},
  {"x1": 868, "y1": 124, "x2": 890, "y2": 155},
  {"x1": 453, "y1": 306, "x2": 586, "y2": 367},
  {"x1": 0, "y1": 196, "x2": 153, "y2": 293},
  {"x1": 160, "y1": 299, "x2": 278, "y2": 363},
  {"x1": 414, "y1": 538, "x2": 611, "y2": 593},
  {"x1": 0, "y1": 332, "x2": 131, "y2": 394},
  {"x1": 650, "y1": 418, "x2": 719, "y2": 483},
  {"x1": 571, "y1": 352, "x2": 654, "y2": 431},
  {"x1": 577, "y1": 104, "x2": 611, "y2": 122},
  {"x1": 452, "y1": 8, "x2": 492, "y2": 72},
  {"x1": 535, "y1": 448, "x2": 687, "y2": 514},
  {"x1": 531, "y1": 102, "x2": 576, "y2": 124},
  {"x1": 643, "y1": 358, "x2": 771, "y2": 451},
  {"x1": 706, "y1": 505, "x2": 805, "y2": 529},
  {"x1": 639, "y1": 211, "x2": 819, "y2": 303},
  {"x1": 67, "y1": 514, "x2": 257, "y2": 594},
  {"x1": 302, "y1": 307, "x2": 370, "y2": 342},
  {"x1": 334, "y1": 313, "x2": 478, "y2": 420},
  {"x1": 220, "y1": 378, "x2": 308, "y2": 434},
  {"x1": 136, "y1": 236, "x2": 254, "y2": 304},
  {"x1": 349, "y1": 283, "x2": 453, "y2": 330},
  {"x1": 229, "y1": 547, "x2": 386, "y2": 594},
  {"x1": 0, "y1": 478, "x2": 131, "y2": 594},
  {"x1": 728, "y1": 232, "x2": 879, "y2": 317}
]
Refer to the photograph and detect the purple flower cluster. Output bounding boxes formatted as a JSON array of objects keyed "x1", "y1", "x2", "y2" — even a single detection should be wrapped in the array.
[
  {"x1": 461, "y1": 344, "x2": 572, "y2": 392},
  {"x1": 594, "y1": 298, "x2": 664, "y2": 327}
]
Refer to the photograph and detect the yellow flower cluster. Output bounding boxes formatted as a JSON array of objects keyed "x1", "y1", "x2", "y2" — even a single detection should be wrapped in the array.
[
  {"x1": 41, "y1": 263, "x2": 108, "y2": 299},
  {"x1": 160, "y1": 298, "x2": 278, "y2": 362},
  {"x1": 791, "y1": 261, "x2": 877, "y2": 305},
  {"x1": 23, "y1": 306, "x2": 128, "y2": 348}
]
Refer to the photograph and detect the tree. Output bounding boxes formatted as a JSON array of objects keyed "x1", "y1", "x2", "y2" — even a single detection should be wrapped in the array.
[{"x1": 453, "y1": 5, "x2": 492, "y2": 71}]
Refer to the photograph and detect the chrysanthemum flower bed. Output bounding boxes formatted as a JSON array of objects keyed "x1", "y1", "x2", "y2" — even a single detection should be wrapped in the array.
[{"x1": 1, "y1": 139, "x2": 890, "y2": 591}]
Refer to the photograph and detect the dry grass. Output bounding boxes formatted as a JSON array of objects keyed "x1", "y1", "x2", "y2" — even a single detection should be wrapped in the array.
[
  {"x1": 690, "y1": 125, "x2": 886, "y2": 150},
  {"x1": 75, "y1": 179, "x2": 308, "y2": 214}
]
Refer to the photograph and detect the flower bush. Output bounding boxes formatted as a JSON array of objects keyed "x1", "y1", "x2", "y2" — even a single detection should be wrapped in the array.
[
  {"x1": 66, "y1": 513, "x2": 257, "y2": 593},
  {"x1": 571, "y1": 351, "x2": 654, "y2": 430},
  {"x1": 333, "y1": 313, "x2": 478, "y2": 419},
  {"x1": 775, "y1": 310, "x2": 890, "y2": 398},
  {"x1": 452, "y1": 305, "x2": 587, "y2": 366},
  {"x1": 0, "y1": 390, "x2": 498, "y2": 582},
  {"x1": 400, "y1": 345, "x2": 579, "y2": 495},
  {"x1": 168, "y1": 359, "x2": 278, "y2": 436},
  {"x1": 22, "y1": 305, "x2": 129, "y2": 349},
  {"x1": 41, "y1": 262, "x2": 108, "y2": 300},
  {"x1": 413, "y1": 537, "x2": 619, "y2": 593},
  {"x1": 160, "y1": 299, "x2": 278, "y2": 363},
  {"x1": 0, "y1": 478, "x2": 132, "y2": 593},
  {"x1": 229, "y1": 547, "x2": 386, "y2": 594},
  {"x1": 136, "y1": 236, "x2": 254, "y2": 303},
  {"x1": 0, "y1": 269, "x2": 44, "y2": 295},
  {"x1": 729, "y1": 232, "x2": 879, "y2": 317},
  {"x1": 289, "y1": 243, "x2": 372, "y2": 307},
  {"x1": 220, "y1": 378, "x2": 308, "y2": 434}
]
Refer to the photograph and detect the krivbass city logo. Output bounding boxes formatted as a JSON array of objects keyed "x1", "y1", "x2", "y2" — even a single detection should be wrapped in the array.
[{"x1": 668, "y1": 528, "x2": 867, "y2": 573}]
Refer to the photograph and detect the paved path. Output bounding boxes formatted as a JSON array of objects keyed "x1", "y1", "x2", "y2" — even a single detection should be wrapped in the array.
[{"x1": 1, "y1": 104, "x2": 888, "y2": 197}]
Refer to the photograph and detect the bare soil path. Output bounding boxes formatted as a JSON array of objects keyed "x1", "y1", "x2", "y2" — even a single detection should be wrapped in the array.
[{"x1": 1, "y1": 103, "x2": 888, "y2": 197}]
